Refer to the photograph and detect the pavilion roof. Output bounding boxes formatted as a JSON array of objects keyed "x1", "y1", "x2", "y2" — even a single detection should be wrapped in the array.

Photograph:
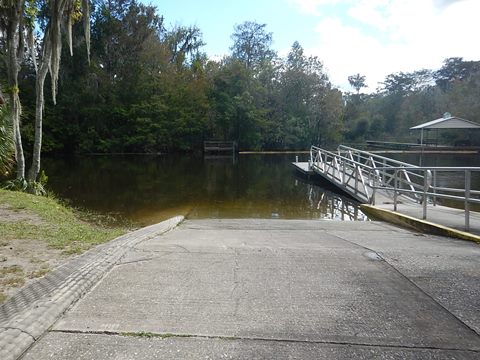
[{"x1": 410, "y1": 115, "x2": 480, "y2": 130}]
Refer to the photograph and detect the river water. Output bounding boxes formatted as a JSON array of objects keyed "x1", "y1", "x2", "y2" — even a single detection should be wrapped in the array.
[
  {"x1": 42, "y1": 152, "x2": 480, "y2": 226},
  {"x1": 389, "y1": 152, "x2": 480, "y2": 194},
  {"x1": 43, "y1": 154, "x2": 368, "y2": 226}
]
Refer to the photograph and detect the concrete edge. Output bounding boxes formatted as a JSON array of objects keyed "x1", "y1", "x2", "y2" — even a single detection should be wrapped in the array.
[
  {"x1": 360, "y1": 205, "x2": 480, "y2": 244},
  {"x1": 0, "y1": 216, "x2": 184, "y2": 360}
]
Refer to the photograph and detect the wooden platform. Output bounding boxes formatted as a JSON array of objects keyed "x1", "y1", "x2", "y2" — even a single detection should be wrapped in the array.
[{"x1": 204, "y1": 141, "x2": 237, "y2": 154}]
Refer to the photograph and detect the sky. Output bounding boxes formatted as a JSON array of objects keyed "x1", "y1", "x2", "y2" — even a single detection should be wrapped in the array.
[{"x1": 149, "y1": 0, "x2": 480, "y2": 92}]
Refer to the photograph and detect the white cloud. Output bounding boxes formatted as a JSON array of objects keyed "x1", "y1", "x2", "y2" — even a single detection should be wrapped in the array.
[
  {"x1": 433, "y1": 0, "x2": 466, "y2": 9},
  {"x1": 310, "y1": 17, "x2": 390, "y2": 91},
  {"x1": 298, "y1": 0, "x2": 480, "y2": 92},
  {"x1": 287, "y1": 0, "x2": 349, "y2": 15},
  {"x1": 347, "y1": 0, "x2": 390, "y2": 32}
]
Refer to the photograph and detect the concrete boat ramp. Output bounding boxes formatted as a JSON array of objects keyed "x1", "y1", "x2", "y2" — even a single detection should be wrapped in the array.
[{"x1": 4, "y1": 218, "x2": 479, "y2": 359}]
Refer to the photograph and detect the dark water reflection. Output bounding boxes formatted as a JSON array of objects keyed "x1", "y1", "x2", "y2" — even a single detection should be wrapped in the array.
[
  {"x1": 382, "y1": 152, "x2": 480, "y2": 210},
  {"x1": 389, "y1": 152, "x2": 480, "y2": 167},
  {"x1": 388, "y1": 152, "x2": 480, "y2": 190},
  {"x1": 43, "y1": 154, "x2": 368, "y2": 226}
]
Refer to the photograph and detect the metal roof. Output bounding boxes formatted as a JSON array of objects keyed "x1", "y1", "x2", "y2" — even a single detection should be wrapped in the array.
[{"x1": 410, "y1": 116, "x2": 480, "y2": 130}]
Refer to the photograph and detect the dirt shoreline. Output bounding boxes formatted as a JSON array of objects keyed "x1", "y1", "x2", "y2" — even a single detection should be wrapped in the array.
[
  {"x1": 0, "y1": 190, "x2": 126, "y2": 303},
  {"x1": 0, "y1": 204, "x2": 71, "y2": 302}
]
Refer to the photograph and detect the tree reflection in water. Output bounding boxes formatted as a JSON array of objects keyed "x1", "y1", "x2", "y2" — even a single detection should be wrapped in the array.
[
  {"x1": 43, "y1": 154, "x2": 369, "y2": 225},
  {"x1": 303, "y1": 181, "x2": 368, "y2": 221}
]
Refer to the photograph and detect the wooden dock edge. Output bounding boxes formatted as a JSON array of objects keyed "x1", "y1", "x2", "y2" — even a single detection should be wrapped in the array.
[{"x1": 360, "y1": 204, "x2": 480, "y2": 244}]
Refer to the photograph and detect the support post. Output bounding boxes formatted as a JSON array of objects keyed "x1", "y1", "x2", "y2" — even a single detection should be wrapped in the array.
[
  {"x1": 420, "y1": 129, "x2": 424, "y2": 167},
  {"x1": 465, "y1": 170, "x2": 471, "y2": 232},
  {"x1": 354, "y1": 166, "x2": 358, "y2": 195},
  {"x1": 394, "y1": 169, "x2": 398, "y2": 212},
  {"x1": 423, "y1": 169, "x2": 428, "y2": 220},
  {"x1": 371, "y1": 172, "x2": 376, "y2": 205}
]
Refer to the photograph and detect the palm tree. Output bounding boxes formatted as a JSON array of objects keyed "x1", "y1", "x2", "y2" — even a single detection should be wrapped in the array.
[{"x1": 348, "y1": 73, "x2": 367, "y2": 95}]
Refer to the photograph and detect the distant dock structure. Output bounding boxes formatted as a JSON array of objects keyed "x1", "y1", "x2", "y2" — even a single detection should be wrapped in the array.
[
  {"x1": 203, "y1": 141, "x2": 237, "y2": 156},
  {"x1": 365, "y1": 113, "x2": 480, "y2": 152},
  {"x1": 291, "y1": 156, "x2": 314, "y2": 176}
]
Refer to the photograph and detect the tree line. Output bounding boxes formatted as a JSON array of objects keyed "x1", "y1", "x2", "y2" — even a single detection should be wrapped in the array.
[
  {"x1": 4, "y1": 0, "x2": 343, "y2": 159},
  {"x1": 2, "y1": 0, "x2": 480, "y2": 185},
  {"x1": 344, "y1": 58, "x2": 480, "y2": 145}
]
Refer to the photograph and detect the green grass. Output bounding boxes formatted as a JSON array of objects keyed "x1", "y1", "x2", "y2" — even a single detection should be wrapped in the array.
[
  {"x1": 29, "y1": 267, "x2": 50, "y2": 279},
  {"x1": 1, "y1": 276, "x2": 25, "y2": 287},
  {"x1": 0, "y1": 189, "x2": 126, "y2": 254},
  {"x1": 121, "y1": 331, "x2": 158, "y2": 338},
  {"x1": 0, "y1": 265, "x2": 23, "y2": 276}
]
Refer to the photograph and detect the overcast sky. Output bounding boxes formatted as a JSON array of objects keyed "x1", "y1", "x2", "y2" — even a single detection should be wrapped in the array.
[{"x1": 151, "y1": 0, "x2": 480, "y2": 91}]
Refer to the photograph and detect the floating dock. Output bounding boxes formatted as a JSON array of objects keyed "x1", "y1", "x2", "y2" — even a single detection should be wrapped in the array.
[{"x1": 292, "y1": 162, "x2": 314, "y2": 176}]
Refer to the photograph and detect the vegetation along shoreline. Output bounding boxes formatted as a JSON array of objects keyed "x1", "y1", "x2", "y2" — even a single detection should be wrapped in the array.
[{"x1": 0, "y1": 189, "x2": 127, "y2": 303}]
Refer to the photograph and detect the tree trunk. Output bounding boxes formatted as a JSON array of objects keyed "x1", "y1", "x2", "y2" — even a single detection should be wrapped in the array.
[
  {"x1": 12, "y1": 92, "x2": 25, "y2": 180},
  {"x1": 6, "y1": 5, "x2": 26, "y2": 180},
  {"x1": 27, "y1": 50, "x2": 50, "y2": 182}
]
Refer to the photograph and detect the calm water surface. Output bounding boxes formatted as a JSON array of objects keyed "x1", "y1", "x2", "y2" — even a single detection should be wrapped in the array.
[
  {"x1": 390, "y1": 152, "x2": 480, "y2": 167},
  {"x1": 43, "y1": 154, "x2": 368, "y2": 226},
  {"x1": 389, "y1": 152, "x2": 480, "y2": 189},
  {"x1": 43, "y1": 152, "x2": 480, "y2": 226}
]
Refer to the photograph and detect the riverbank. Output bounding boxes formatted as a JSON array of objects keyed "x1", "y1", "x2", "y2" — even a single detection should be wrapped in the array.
[{"x1": 0, "y1": 189, "x2": 127, "y2": 303}]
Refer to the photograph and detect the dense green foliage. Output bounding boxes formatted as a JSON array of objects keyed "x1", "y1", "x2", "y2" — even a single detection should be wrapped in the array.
[
  {"x1": 12, "y1": 0, "x2": 343, "y2": 153},
  {"x1": 344, "y1": 59, "x2": 480, "y2": 145},
  {"x1": 7, "y1": 1, "x2": 480, "y2": 155},
  {"x1": 1, "y1": 0, "x2": 92, "y2": 183}
]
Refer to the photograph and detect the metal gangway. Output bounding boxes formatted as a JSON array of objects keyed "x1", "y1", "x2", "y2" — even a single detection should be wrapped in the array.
[{"x1": 307, "y1": 145, "x2": 480, "y2": 231}]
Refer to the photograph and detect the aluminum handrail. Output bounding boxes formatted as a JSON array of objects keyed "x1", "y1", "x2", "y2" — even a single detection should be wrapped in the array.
[
  {"x1": 338, "y1": 145, "x2": 418, "y2": 168},
  {"x1": 310, "y1": 146, "x2": 376, "y2": 202},
  {"x1": 310, "y1": 145, "x2": 424, "y2": 204},
  {"x1": 313, "y1": 149, "x2": 375, "y2": 202},
  {"x1": 338, "y1": 145, "x2": 424, "y2": 200},
  {"x1": 309, "y1": 145, "x2": 479, "y2": 232},
  {"x1": 368, "y1": 166, "x2": 480, "y2": 231}
]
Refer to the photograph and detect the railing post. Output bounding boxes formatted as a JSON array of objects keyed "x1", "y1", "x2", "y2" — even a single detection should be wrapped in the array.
[
  {"x1": 465, "y1": 170, "x2": 471, "y2": 232},
  {"x1": 382, "y1": 159, "x2": 386, "y2": 184},
  {"x1": 423, "y1": 169, "x2": 428, "y2": 220},
  {"x1": 355, "y1": 166, "x2": 358, "y2": 195},
  {"x1": 432, "y1": 170, "x2": 437, "y2": 206},
  {"x1": 332, "y1": 157, "x2": 336, "y2": 180},
  {"x1": 394, "y1": 169, "x2": 398, "y2": 212},
  {"x1": 369, "y1": 172, "x2": 378, "y2": 205}
]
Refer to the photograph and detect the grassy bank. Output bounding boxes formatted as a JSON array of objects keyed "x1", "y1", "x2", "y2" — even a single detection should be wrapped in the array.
[{"x1": 0, "y1": 189, "x2": 127, "y2": 302}]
